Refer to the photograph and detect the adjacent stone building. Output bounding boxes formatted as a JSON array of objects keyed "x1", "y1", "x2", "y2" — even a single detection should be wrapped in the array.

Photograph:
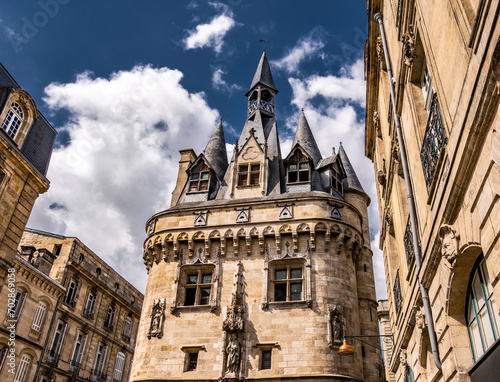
[
  {"x1": 365, "y1": 1, "x2": 500, "y2": 381},
  {"x1": 3, "y1": 228, "x2": 145, "y2": 382},
  {"x1": 131, "y1": 52, "x2": 383, "y2": 381}
]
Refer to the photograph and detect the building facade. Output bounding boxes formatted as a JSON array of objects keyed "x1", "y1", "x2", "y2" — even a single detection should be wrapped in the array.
[
  {"x1": 0, "y1": 228, "x2": 144, "y2": 382},
  {"x1": 131, "y1": 52, "x2": 383, "y2": 382},
  {"x1": 365, "y1": 1, "x2": 500, "y2": 381},
  {"x1": 0, "y1": 63, "x2": 56, "y2": 290}
]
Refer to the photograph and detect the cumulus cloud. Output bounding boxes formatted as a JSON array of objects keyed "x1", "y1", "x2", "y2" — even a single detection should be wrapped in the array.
[
  {"x1": 183, "y1": 3, "x2": 237, "y2": 54},
  {"x1": 212, "y1": 67, "x2": 242, "y2": 94},
  {"x1": 28, "y1": 65, "x2": 220, "y2": 292},
  {"x1": 272, "y1": 28, "x2": 326, "y2": 74},
  {"x1": 286, "y1": 58, "x2": 386, "y2": 299}
]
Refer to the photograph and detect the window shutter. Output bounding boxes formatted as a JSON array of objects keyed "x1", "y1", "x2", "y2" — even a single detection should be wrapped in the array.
[
  {"x1": 13, "y1": 356, "x2": 30, "y2": 382},
  {"x1": 31, "y1": 302, "x2": 47, "y2": 331},
  {"x1": 113, "y1": 352, "x2": 126, "y2": 381}
]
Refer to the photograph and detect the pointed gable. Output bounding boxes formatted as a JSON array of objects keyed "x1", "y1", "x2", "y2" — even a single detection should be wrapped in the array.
[
  {"x1": 204, "y1": 119, "x2": 228, "y2": 180},
  {"x1": 291, "y1": 111, "x2": 322, "y2": 168},
  {"x1": 246, "y1": 51, "x2": 278, "y2": 96}
]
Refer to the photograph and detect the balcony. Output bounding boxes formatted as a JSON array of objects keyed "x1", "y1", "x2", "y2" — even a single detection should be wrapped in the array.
[
  {"x1": 91, "y1": 369, "x2": 107, "y2": 382},
  {"x1": 83, "y1": 307, "x2": 94, "y2": 319},
  {"x1": 46, "y1": 351, "x2": 59, "y2": 366},
  {"x1": 420, "y1": 94, "x2": 447, "y2": 193},
  {"x1": 64, "y1": 297, "x2": 76, "y2": 308},
  {"x1": 69, "y1": 359, "x2": 80, "y2": 373}
]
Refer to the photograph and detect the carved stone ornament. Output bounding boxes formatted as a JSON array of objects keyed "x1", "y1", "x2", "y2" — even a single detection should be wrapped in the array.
[
  {"x1": 439, "y1": 224, "x2": 460, "y2": 269},
  {"x1": 400, "y1": 349, "x2": 408, "y2": 369},
  {"x1": 225, "y1": 334, "x2": 241, "y2": 376},
  {"x1": 278, "y1": 204, "x2": 293, "y2": 220},
  {"x1": 377, "y1": 170, "x2": 386, "y2": 187},
  {"x1": 147, "y1": 219, "x2": 156, "y2": 235},
  {"x1": 376, "y1": 37, "x2": 385, "y2": 66},
  {"x1": 223, "y1": 262, "x2": 245, "y2": 332},
  {"x1": 194, "y1": 210, "x2": 208, "y2": 226},
  {"x1": 330, "y1": 204, "x2": 343, "y2": 220},
  {"x1": 148, "y1": 299, "x2": 165, "y2": 339},
  {"x1": 415, "y1": 306, "x2": 426, "y2": 332},
  {"x1": 327, "y1": 305, "x2": 344, "y2": 348},
  {"x1": 402, "y1": 26, "x2": 416, "y2": 67},
  {"x1": 235, "y1": 207, "x2": 250, "y2": 223}
]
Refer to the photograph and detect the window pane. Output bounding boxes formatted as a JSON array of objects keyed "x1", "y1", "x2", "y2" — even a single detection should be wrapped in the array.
[
  {"x1": 191, "y1": 173, "x2": 199, "y2": 180},
  {"x1": 184, "y1": 288, "x2": 196, "y2": 306},
  {"x1": 250, "y1": 172, "x2": 259, "y2": 185},
  {"x1": 199, "y1": 288, "x2": 211, "y2": 305},
  {"x1": 199, "y1": 180, "x2": 209, "y2": 191},
  {"x1": 251, "y1": 164, "x2": 260, "y2": 172},
  {"x1": 275, "y1": 269, "x2": 287, "y2": 280},
  {"x1": 488, "y1": 294, "x2": 500, "y2": 335},
  {"x1": 473, "y1": 274, "x2": 485, "y2": 310},
  {"x1": 274, "y1": 284, "x2": 286, "y2": 302},
  {"x1": 479, "y1": 306, "x2": 495, "y2": 349},
  {"x1": 188, "y1": 352, "x2": 198, "y2": 370},
  {"x1": 299, "y1": 163, "x2": 308, "y2": 170},
  {"x1": 189, "y1": 182, "x2": 199, "y2": 191},
  {"x1": 470, "y1": 318, "x2": 484, "y2": 359},
  {"x1": 261, "y1": 350, "x2": 271, "y2": 369},
  {"x1": 201, "y1": 172, "x2": 209, "y2": 179},
  {"x1": 290, "y1": 268, "x2": 302, "y2": 279},
  {"x1": 290, "y1": 283, "x2": 302, "y2": 301},
  {"x1": 239, "y1": 165, "x2": 248, "y2": 172},
  {"x1": 201, "y1": 274, "x2": 212, "y2": 284},
  {"x1": 289, "y1": 164, "x2": 297, "y2": 171},
  {"x1": 299, "y1": 171, "x2": 309, "y2": 182},
  {"x1": 238, "y1": 174, "x2": 247, "y2": 186},
  {"x1": 480, "y1": 262, "x2": 492, "y2": 294},
  {"x1": 187, "y1": 275, "x2": 198, "y2": 284},
  {"x1": 288, "y1": 172, "x2": 298, "y2": 183}
]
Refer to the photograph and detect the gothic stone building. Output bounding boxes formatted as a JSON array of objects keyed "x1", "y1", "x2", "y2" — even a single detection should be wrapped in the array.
[
  {"x1": 131, "y1": 52, "x2": 383, "y2": 382},
  {"x1": 365, "y1": 1, "x2": 500, "y2": 381},
  {"x1": 0, "y1": 228, "x2": 144, "y2": 382}
]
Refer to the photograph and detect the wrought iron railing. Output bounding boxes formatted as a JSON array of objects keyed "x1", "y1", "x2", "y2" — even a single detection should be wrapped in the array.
[
  {"x1": 46, "y1": 351, "x2": 59, "y2": 366},
  {"x1": 64, "y1": 297, "x2": 76, "y2": 307},
  {"x1": 248, "y1": 99, "x2": 274, "y2": 115},
  {"x1": 69, "y1": 359, "x2": 80, "y2": 373},
  {"x1": 91, "y1": 369, "x2": 107, "y2": 382},
  {"x1": 393, "y1": 269, "x2": 402, "y2": 315},
  {"x1": 83, "y1": 307, "x2": 94, "y2": 319},
  {"x1": 420, "y1": 94, "x2": 447, "y2": 192}
]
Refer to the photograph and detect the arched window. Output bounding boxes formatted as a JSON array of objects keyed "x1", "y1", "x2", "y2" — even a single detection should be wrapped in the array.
[
  {"x1": 287, "y1": 150, "x2": 310, "y2": 183},
  {"x1": 1, "y1": 102, "x2": 24, "y2": 139},
  {"x1": 466, "y1": 255, "x2": 500, "y2": 361}
]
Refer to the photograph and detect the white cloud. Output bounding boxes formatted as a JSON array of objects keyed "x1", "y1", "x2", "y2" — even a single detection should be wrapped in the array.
[
  {"x1": 212, "y1": 67, "x2": 242, "y2": 94},
  {"x1": 28, "y1": 65, "x2": 220, "y2": 292},
  {"x1": 286, "y1": 58, "x2": 387, "y2": 300},
  {"x1": 183, "y1": 3, "x2": 236, "y2": 54},
  {"x1": 272, "y1": 28, "x2": 326, "y2": 74}
]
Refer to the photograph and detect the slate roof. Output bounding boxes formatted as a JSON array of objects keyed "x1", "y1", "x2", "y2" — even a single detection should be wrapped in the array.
[
  {"x1": 204, "y1": 119, "x2": 228, "y2": 181},
  {"x1": 246, "y1": 51, "x2": 278, "y2": 96},
  {"x1": 290, "y1": 111, "x2": 322, "y2": 168},
  {"x1": 338, "y1": 143, "x2": 365, "y2": 193}
]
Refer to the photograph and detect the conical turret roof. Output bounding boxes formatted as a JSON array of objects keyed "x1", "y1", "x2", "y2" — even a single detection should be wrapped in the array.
[
  {"x1": 338, "y1": 143, "x2": 365, "y2": 193},
  {"x1": 204, "y1": 119, "x2": 228, "y2": 180},
  {"x1": 291, "y1": 110, "x2": 322, "y2": 167},
  {"x1": 246, "y1": 51, "x2": 278, "y2": 96}
]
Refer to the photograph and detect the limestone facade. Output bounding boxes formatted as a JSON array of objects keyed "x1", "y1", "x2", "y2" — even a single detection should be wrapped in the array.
[
  {"x1": 366, "y1": 1, "x2": 500, "y2": 381},
  {"x1": 0, "y1": 229, "x2": 144, "y2": 382},
  {"x1": 131, "y1": 52, "x2": 383, "y2": 381}
]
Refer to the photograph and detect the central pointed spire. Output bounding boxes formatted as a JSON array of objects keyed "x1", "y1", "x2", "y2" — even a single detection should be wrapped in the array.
[
  {"x1": 246, "y1": 51, "x2": 278, "y2": 96},
  {"x1": 245, "y1": 51, "x2": 278, "y2": 119}
]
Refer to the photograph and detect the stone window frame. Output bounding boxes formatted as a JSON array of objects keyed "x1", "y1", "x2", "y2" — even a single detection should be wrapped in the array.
[
  {"x1": 0, "y1": 343, "x2": 8, "y2": 372},
  {"x1": 181, "y1": 345, "x2": 206, "y2": 372},
  {"x1": 253, "y1": 342, "x2": 279, "y2": 371},
  {"x1": 0, "y1": 89, "x2": 37, "y2": 148},
  {"x1": 64, "y1": 277, "x2": 79, "y2": 307},
  {"x1": 261, "y1": 254, "x2": 312, "y2": 309},
  {"x1": 237, "y1": 162, "x2": 261, "y2": 187},
  {"x1": 92, "y1": 342, "x2": 108, "y2": 377},
  {"x1": 180, "y1": 264, "x2": 216, "y2": 308},
  {"x1": 8, "y1": 288, "x2": 27, "y2": 321},
  {"x1": 69, "y1": 330, "x2": 87, "y2": 373},
  {"x1": 187, "y1": 160, "x2": 211, "y2": 193},
  {"x1": 122, "y1": 314, "x2": 133, "y2": 342},
  {"x1": 104, "y1": 302, "x2": 116, "y2": 331},
  {"x1": 286, "y1": 149, "x2": 311, "y2": 184},
  {"x1": 83, "y1": 287, "x2": 97, "y2": 319},
  {"x1": 330, "y1": 168, "x2": 343, "y2": 196},
  {"x1": 30, "y1": 300, "x2": 49, "y2": 333},
  {"x1": 48, "y1": 319, "x2": 67, "y2": 360},
  {"x1": 13, "y1": 354, "x2": 32, "y2": 382},
  {"x1": 271, "y1": 263, "x2": 304, "y2": 302}
]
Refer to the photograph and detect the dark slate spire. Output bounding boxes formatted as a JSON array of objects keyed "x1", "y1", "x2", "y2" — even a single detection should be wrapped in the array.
[
  {"x1": 245, "y1": 51, "x2": 278, "y2": 96},
  {"x1": 291, "y1": 110, "x2": 322, "y2": 167},
  {"x1": 338, "y1": 143, "x2": 365, "y2": 193},
  {"x1": 204, "y1": 119, "x2": 228, "y2": 180}
]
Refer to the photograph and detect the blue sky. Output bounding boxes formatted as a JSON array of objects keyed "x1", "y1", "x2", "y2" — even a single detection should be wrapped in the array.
[{"x1": 0, "y1": 1, "x2": 386, "y2": 298}]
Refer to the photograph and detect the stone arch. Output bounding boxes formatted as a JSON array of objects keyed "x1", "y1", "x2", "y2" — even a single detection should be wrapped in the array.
[
  {"x1": 177, "y1": 232, "x2": 188, "y2": 241},
  {"x1": 344, "y1": 228, "x2": 352, "y2": 239},
  {"x1": 237, "y1": 228, "x2": 246, "y2": 237},
  {"x1": 0, "y1": 88, "x2": 38, "y2": 146},
  {"x1": 263, "y1": 226, "x2": 275, "y2": 236},
  {"x1": 279, "y1": 224, "x2": 292, "y2": 234},
  {"x1": 331, "y1": 224, "x2": 342, "y2": 235},
  {"x1": 315, "y1": 222, "x2": 327, "y2": 232},
  {"x1": 250, "y1": 227, "x2": 259, "y2": 237},
  {"x1": 192, "y1": 231, "x2": 205, "y2": 241},
  {"x1": 209, "y1": 230, "x2": 220, "y2": 239},
  {"x1": 14, "y1": 281, "x2": 32, "y2": 296},
  {"x1": 297, "y1": 223, "x2": 310, "y2": 232},
  {"x1": 224, "y1": 229, "x2": 233, "y2": 238}
]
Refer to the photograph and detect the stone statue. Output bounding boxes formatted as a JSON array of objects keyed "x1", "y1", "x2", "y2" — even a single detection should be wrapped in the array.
[
  {"x1": 333, "y1": 315, "x2": 341, "y2": 342},
  {"x1": 148, "y1": 299, "x2": 164, "y2": 339},
  {"x1": 226, "y1": 335, "x2": 241, "y2": 375},
  {"x1": 439, "y1": 225, "x2": 460, "y2": 269}
]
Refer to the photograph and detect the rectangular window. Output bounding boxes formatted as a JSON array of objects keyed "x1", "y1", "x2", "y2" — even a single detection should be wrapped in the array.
[
  {"x1": 273, "y1": 266, "x2": 303, "y2": 302},
  {"x1": 13, "y1": 356, "x2": 30, "y2": 382},
  {"x1": 420, "y1": 59, "x2": 435, "y2": 113},
  {"x1": 70, "y1": 331, "x2": 87, "y2": 372},
  {"x1": 53, "y1": 244, "x2": 62, "y2": 256},
  {"x1": 92, "y1": 343, "x2": 108, "y2": 382},
  {"x1": 331, "y1": 169, "x2": 343, "y2": 195},
  {"x1": 104, "y1": 304, "x2": 116, "y2": 330},
  {"x1": 65, "y1": 279, "x2": 79, "y2": 306},
  {"x1": 183, "y1": 269, "x2": 213, "y2": 306},
  {"x1": 238, "y1": 163, "x2": 260, "y2": 186},
  {"x1": 188, "y1": 162, "x2": 210, "y2": 192},
  {"x1": 9, "y1": 291, "x2": 27, "y2": 320},
  {"x1": 31, "y1": 302, "x2": 47, "y2": 332},
  {"x1": 84, "y1": 291, "x2": 96, "y2": 318},
  {"x1": 49, "y1": 320, "x2": 67, "y2": 359},
  {"x1": 122, "y1": 316, "x2": 132, "y2": 342},
  {"x1": 261, "y1": 350, "x2": 271, "y2": 370},
  {"x1": 187, "y1": 352, "x2": 198, "y2": 371}
]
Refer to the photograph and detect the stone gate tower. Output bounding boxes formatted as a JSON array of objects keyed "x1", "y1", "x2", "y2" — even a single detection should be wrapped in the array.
[{"x1": 131, "y1": 52, "x2": 382, "y2": 382}]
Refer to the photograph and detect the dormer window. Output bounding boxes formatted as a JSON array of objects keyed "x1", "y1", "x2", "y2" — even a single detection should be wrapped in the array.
[
  {"x1": 238, "y1": 163, "x2": 260, "y2": 186},
  {"x1": 331, "y1": 169, "x2": 343, "y2": 195},
  {"x1": 188, "y1": 161, "x2": 210, "y2": 192},
  {"x1": 287, "y1": 150, "x2": 310, "y2": 183},
  {"x1": 1, "y1": 102, "x2": 24, "y2": 139}
]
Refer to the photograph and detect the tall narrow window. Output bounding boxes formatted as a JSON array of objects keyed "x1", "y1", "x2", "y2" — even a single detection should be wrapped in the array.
[
  {"x1": 70, "y1": 331, "x2": 87, "y2": 372},
  {"x1": 331, "y1": 169, "x2": 343, "y2": 195},
  {"x1": 84, "y1": 291, "x2": 97, "y2": 319},
  {"x1": 92, "y1": 343, "x2": 108, "y2": 382},
  {"x1": 261, "y1": 350, "x2": 271, "y2": 370},
  {"x1": 9, "y1": 291, "x2": 27, "y2": 320},
  {"x1": 104, "y1": 304, "x2": 116, "y2": 330},
  {"x1": 466, "y1": 256, "x2": 500, "y2": 361},
  {"x1": 287, "y1": 150, "x2": 310, "y2": 183},
  {"x1": 65, "y1": 279, "x2": 79, "y2": 306},
  {"x1": 48, "y1": 320, "x2": 66, "y2": 363},
  {"x1": 113, "y1": 352, "x2": 125, "y2": 382},
  {"x1": 31, "y1": 302, "x2": 47, "y2": 332},
  {"x1": 1, "y1": 102, "x2": 24, "y2": 139},
  {"x1": 420, "y1": 59, "x2": 434, "y2": 113},
  {"x1": 238, "y1": 164, "x2": 260, "y2": 186},
  {"x1": 183, "y1": 269, "x2": 213, "y2": 306},
  {"x1": 53, "y1": 244, "x2": 62, "y2": 256},
  {"x1": 188, "y1": 161, "x2": 210, "y2": 192},
  {"x1": 122, "y1": 316, "x2": 132, "y2": 342},
  {"x1": 13, "y1": 355, "x2": 30, "y2": 382},
  {"x1": 187, "y1": 352, "x2": 198, "y2": 371}
]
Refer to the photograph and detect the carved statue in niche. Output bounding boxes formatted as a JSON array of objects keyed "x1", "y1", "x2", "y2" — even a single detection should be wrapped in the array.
[
  {"x1": 328, "y1": 305, "x2": 344, "y2": 347},
  {"x1": 226, "y1": 334, "x2": 241, "y2": 375},
  {"x1": 439, "y1": 225, "x2": 460, "y2": 269},
  {"x1": 148, "y1": 299, "x2": 165, "y2": 339}
]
